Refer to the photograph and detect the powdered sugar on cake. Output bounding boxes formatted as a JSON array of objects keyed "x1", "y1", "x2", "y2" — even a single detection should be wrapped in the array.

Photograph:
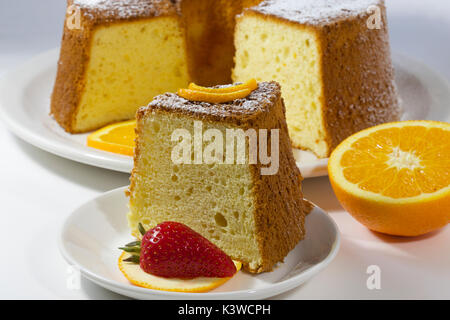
[
  {"x1": 254, "y1": 0, "x2": 381, "y2": 25},
  {"x1": 73, "y1": 0, "x2": 173, "y2": 19},
  {"x1": 146, "y1": 82, "x2": 279, "y2": 119}
]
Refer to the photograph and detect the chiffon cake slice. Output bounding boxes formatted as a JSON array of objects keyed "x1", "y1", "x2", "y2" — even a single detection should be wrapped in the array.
[{"x1": 127, "y1": 82, "x2": 307, "y2": 273}]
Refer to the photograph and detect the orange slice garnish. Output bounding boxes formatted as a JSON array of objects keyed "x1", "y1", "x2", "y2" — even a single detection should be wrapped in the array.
[
  {"x1": 188, "y1": 79, "x2": 258, "y2": 93},
  {"x1": 87, "y1": 120, "x2": 136, "y2": 156},
  {"x1": 118, "y1": 252, "x2": 242, "y2": 293},
  {"x1": 328, "y1": 120, "x2": 450, "y2": 236}
]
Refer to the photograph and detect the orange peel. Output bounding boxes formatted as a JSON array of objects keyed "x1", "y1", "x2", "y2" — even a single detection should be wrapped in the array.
[
  {"x1": 188, "y1": 79, "x2": 258, "y2": 93},
  {"x1": 328, "y1": 120, "x2": 450, "y2": 236},
  {"x1": 178, "y1": 88, "x2": 253, "y2": 103}
]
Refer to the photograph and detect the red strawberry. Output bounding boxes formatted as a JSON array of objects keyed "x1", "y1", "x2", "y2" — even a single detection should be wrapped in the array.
[{"x1": 120, "y1": 222, "x2": 237, "y2": 279}]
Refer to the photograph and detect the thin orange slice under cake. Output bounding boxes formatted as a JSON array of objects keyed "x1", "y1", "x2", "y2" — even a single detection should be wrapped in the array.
[
  {"x1": 87, "y1": 120, "x2": 136, "y2": 156},
  {"x1": 118, "y1": 252, "x2": 242, "y2": 293},
  {"x1": 329, "y1": 121, "x2": 450, "y2": 236}
]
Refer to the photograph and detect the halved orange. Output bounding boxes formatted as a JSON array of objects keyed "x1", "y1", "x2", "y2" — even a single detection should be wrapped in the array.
[
  {"x1": 329, "y1": 121, "x2": 450, "y2": 236},
  {"x1": 118, "y1": 252, "x2": 242, "y2": 293},
  {"x1": 87, "y1": 120, "x2": 136, "y2": 156}
]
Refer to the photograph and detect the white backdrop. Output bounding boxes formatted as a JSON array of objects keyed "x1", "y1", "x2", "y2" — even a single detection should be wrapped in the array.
[{"x1": 0, "y1": 0, "x2": 449, "y2": 299}]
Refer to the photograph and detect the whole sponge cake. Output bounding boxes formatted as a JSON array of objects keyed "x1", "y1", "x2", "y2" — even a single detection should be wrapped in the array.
[
  {"x1": 52, "y1": 0, "x2": 400, "y2": 160},
  {"x1": 233, "y1": 0, "x2": 400, "y2": 158},
  {"x1": 127, "y1": 82, "x2": 307, "y2": 273}
]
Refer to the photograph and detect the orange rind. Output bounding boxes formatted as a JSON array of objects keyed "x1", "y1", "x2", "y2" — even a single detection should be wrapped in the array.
[
  {"x1": 179, "y1": 79, "x2": 258, "y2": 103},
  {"x1": 118, "y1": 252, "x2": 242, "y2": 293},
  {"x1": 178, "y1": 88, "x2": 252, "y2": 103}
]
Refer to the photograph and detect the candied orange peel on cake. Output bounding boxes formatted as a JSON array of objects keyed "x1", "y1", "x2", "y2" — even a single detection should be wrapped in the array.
[
  {"x1": 87, "y1": 120, "x2": 136, "y2": 156},
  {"x1": 188, "y1": 79, "x2": 258, "y2": 93},
  {"x1": 178, "y1": 79, "x2": 258, "y2": 103}
]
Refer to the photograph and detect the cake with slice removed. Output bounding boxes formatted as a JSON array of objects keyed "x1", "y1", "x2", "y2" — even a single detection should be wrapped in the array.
[
  {"x1": 52, "y1": 0, "x2": 399, "y2": 159},
  {"x1": 127, "y1": 81, "x2": 307, "y2": 273}
]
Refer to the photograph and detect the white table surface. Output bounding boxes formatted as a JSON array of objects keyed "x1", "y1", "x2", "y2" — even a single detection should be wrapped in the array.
[{"x1": 0, "y1": 0, "x2": 449, "y2": 300}]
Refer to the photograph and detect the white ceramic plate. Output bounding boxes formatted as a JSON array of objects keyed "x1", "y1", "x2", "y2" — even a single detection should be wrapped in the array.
[
  {"x1": 59, "y1": 187, "x2": 340, "y2": 300},
  {"x1": 1, "y1": 49, "x2": 449, "y2": 177}
]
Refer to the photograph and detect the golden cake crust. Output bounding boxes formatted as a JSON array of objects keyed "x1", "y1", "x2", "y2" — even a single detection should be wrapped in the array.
[
  {"x1": 318, "y1": 1, "x2": 400, "y2": 151},
  {"x1": 131, "y1": 82, "x2": 307, "y2": 273},
  {"x1": 244, "y1": 84, "x2": 306, "y2": 273}
]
